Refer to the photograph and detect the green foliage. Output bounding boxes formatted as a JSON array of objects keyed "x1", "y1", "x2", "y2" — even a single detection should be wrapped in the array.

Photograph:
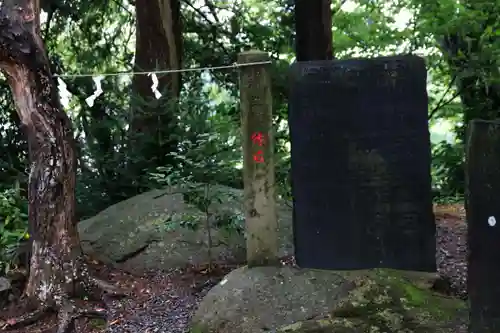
[
  {"x1": 4, "y1": 0, "x2": 499, "y2": 226},
  {"x1": 0, "y1": 186, "x2": 28, "y2": 275},
  {"x1": 149, "y1": 97, "x2": 244, "y2": 270},
  {"x1": 431, "y1": 140, "x2": 465, "y2": 200},
  {"x1": 212, "y1": 210, "x2": 245, "y2": 235},
  {"x1": 150, "y1": 98, "x2": 242, "y2": 221},
  {"x1": 275, "y1": 153, "x2": 292, "y2": 203},
  {"x1": 161, "y1": 88, "x2": 242, "y2": 184}
]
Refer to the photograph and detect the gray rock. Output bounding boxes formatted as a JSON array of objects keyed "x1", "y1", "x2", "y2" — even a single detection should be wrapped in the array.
[
  {"x1": 77, "y1": 185, "x2": 293, "y2": 273},
  {"x1": 0, "y1": 277, "x2": 11, "y2": 292},
  {"x1": 0, "y1": 277, "x2": 11, "y2": 307},
  {"x1": 190, "y1": 266, "x2": 467, "y2": 333}
]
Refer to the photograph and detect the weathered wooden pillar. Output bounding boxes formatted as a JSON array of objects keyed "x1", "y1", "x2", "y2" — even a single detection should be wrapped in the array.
[
  {"x1": 466, "y1": 119, "x2": 500, "y2": 333},
  {"x1": 238, "y1": 50, "x2": 279, "y2": 267}
]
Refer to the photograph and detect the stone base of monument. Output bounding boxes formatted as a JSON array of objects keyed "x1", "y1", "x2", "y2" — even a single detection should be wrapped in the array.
[{"x1": 190, "y1": 266, "x2": 466, "y2": 333}]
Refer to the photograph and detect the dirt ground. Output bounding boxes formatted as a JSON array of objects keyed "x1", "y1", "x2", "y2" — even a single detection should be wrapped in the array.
[{"x1": 0, "y1": 204, "x2": 467, "y2": 333}]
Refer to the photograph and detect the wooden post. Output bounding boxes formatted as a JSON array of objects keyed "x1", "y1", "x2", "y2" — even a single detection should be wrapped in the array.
[
  {"x1": 238, "y1": 50, "x2": 279, "y2": 267},
  {"x1": 466, "y1": 119, "x2": 500, "y2": 333}
]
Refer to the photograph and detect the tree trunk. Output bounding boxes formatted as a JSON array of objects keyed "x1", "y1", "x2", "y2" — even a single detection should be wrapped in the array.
[
  {"x1": 0, "y1": 1, "x2": 123, "y2": 332},
  {"x1": 128, "y1": 0, "x2": 182, "y2": 189},
  {"x1": 294, "y1": 0, "x2": 333, "y2": 61},
  {"x1": 465, "y1": 119, "x2": 500, "y2": 332}
]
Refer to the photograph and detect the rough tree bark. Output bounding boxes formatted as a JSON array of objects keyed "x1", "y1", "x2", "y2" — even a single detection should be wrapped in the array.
[{"x1": 0, "y1": 1, "x2": 124, "y2": 332}]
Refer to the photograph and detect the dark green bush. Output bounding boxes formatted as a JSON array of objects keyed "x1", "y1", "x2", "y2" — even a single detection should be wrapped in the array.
[{"x1": 0, "y1": 186, "x2": 29, "y2": 275}]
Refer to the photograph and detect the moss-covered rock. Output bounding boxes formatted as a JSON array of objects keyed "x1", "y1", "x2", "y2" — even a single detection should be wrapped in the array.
[
  {"x1": 77, "y1": 186, "x2": 293, "y2": 273},
  {"x1": 190, "y1": 267, "x2": 466, "y2": 333}
]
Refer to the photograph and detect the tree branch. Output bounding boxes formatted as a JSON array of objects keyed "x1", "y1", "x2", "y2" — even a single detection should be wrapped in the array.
[
  {"x1": 182, "y1": 0, "x2": 232, "y2": 58},
  {"x1": 332, "y1": 0, "x2": 347, "y2": 17},
  {"x1": 204, "y1": 0, "x2": 220, "y2": 24},
  {"x1": 428, "y1": 76, "x2": 460, "y2": 120}
]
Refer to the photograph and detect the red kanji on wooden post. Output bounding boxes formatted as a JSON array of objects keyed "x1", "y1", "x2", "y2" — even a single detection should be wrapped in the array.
[
  {"x1": 251, "y1": 131, "x2": 265, "y2": 146},
  {"x1": 253, "y1": 150, "x2": 264, "y2": 163},
  {"x1": 239, "y1": 50, "x2": 278, "y2": 267},
  {"x1": 251, "y1": 131, "x2": 265, "y2": 162}
]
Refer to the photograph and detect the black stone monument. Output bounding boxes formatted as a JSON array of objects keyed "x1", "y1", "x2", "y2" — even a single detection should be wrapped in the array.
[
  {"x1": 466, "y1": 119, "x2": 500, "y2": 332},
  {"x1": 288, "y1": 55, "x2": 436, "y2": 271}
]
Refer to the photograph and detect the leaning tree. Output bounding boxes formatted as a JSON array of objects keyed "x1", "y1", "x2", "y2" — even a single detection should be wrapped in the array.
[{"x1": 0, "y1": 0, "x2": 124, "y2": 332}]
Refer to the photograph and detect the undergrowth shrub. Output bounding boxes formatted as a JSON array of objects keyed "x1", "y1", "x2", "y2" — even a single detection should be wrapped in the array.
[{"x1": 0, "y1": 186, "x2": 29, "y2": 275}]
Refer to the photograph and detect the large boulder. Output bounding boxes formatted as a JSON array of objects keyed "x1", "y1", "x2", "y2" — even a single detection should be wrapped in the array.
[
  {"x1": 77, "y1": 186, "x2": 293, "y2": 273},
  {"x1": 190, "y1": 266, "x2": 467, "y2": 333}
]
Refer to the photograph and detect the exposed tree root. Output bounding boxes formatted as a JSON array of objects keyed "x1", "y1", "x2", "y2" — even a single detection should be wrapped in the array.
[
  {"x1": 0, "y1": 304, "x2": 50, "y2": 330},
  {"x1": 0, "y1": 276, "x2": 127, "y2": 333},
  {"x1": 91, "y1": 277, "x2": 128, "y2": 297},
  {"x1": 55, "y1": 299, "x2": 107, "y2": 333}
]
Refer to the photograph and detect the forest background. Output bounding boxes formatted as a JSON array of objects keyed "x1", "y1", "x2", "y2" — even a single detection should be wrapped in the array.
[{"x1": 0, "y1": 0, "x2": 493, "y2": 274}]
